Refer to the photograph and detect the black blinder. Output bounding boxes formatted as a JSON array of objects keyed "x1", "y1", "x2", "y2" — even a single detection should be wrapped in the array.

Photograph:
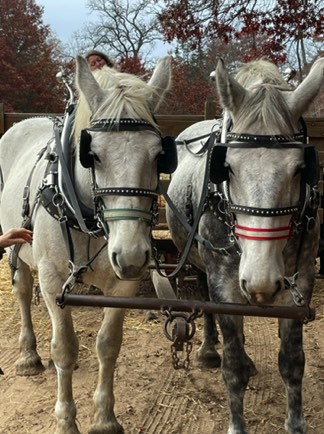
[
  {"x1": 158, "y1": 136, "x2": 178, "y2": 174},
  {"x1": 210, "y1": 145, "x2": 229, "y2": 184},
  {"x1": 79, "y1": 130, "x2": 101, "y2": 168},
  {"x1": 303, "y1": 145, "x2": 320, "y2": 187}
]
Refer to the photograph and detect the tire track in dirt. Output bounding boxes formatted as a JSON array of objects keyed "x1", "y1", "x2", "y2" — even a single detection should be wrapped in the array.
[
  {"x1": 138, "y1": 364, "x2": 217, "y2": 434},
  {"x1": 137, "y1": 316, "x2": 283, "y2": 434},
  {"x1": 0, "y1": 348, "x2": 17, "y2": 376},
  {"x1": 1, "y1": 259, "x2": 324, "y2": 434},
  {"x1": 243, "y1": 317, "x2": 285, "y2": 433}
]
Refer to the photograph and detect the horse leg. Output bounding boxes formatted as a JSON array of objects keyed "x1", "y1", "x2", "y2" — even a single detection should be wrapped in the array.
[
  {"x1": 196, "y1": 270, "x2": 221, "y2": 368},
  {"x1": 40, "y1": 277, "x2": 80, "y2": 434},
  {"x1": 217, "y1": 314, "x2": 257, "y2": 434},
  {"x1": 90, "y1": 281, "x2": 139, "y2": 434},
  {"x1": 13, "y1": 261, "x2": 45, "y2": 375},
  {"x1": 89, "y1": 306, "x2": 126, "y2": 434},
  {"x1": 278, "y1": 319, "x2": 307, "y2": 434}
]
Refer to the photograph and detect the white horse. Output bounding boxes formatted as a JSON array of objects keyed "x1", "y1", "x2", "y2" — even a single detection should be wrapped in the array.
[
  {"x1": 167, "y1": 57, "x2": 324, "y2": 433},
  {"x1": 0, "y1": 55, "x2": 171, "y2": 434}
]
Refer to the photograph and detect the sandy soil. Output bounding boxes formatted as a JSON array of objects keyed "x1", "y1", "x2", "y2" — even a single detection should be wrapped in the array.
[{"x1": 0, "y1": 257, "x2": 324, "y2": 434}]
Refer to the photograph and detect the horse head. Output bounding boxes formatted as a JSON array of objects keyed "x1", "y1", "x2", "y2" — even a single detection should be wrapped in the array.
[
  {"x1": 73, "y1": 55, "x2": 172, "y2": 279},
  {"x1": 214, "y1": 57, "x2": 324, "y2": 304}
]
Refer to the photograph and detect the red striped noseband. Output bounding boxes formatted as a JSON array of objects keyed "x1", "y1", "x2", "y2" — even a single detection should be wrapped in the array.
[{"x1": 235, "y1": 224, "x2": 292, "y2": 241}]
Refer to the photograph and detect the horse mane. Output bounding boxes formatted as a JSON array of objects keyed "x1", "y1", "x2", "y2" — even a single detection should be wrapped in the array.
[
  {"x1": 234, "y1": 60, "x2": 296, "y2": 136},
  {"x1": 73, "y1": 65, "x2": 159, "y2": 142}
]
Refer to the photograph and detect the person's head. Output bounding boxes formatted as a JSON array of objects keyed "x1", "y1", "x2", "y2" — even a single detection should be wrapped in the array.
[{"x1": 85, "y1": 50, "x2": 114, "y2": 71}]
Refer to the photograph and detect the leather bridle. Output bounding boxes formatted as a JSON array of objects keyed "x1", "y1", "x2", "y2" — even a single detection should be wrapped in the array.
[
  {"x1": 210, "y1": 137, "x2": 319, "y2": 246},
  {"x1": 82, "y1": 118, "x2": 162, "y2": 237}
]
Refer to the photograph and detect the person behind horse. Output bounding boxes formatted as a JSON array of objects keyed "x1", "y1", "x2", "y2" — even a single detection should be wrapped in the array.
[
  {"x1": 85, "y1": 50, "x2": 115, "y2": 71},
  {"x1": 58, "y1": 50, "x2": 115, "y2": 174}
]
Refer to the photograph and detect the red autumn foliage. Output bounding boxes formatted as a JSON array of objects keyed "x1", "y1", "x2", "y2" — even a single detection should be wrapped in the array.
[
  {"x1": 0, "y1": 0, "x2": 66, "y2": 112},
  {"x1": 158, "y1": 0, "x2": 323, "y2": 64},
  {"x1": 117, "y1": 55, "x2": 148, "y2": 76},
  {"x1": 156, "y1": 59, "x2": 220, "y2": 115}
]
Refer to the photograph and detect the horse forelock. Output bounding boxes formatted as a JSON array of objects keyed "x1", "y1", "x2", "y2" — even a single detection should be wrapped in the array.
[
  {"x1": 73, "y1": 66, "x2": 160, "y2": 145},
  {"x1": 234, "y1": 60, "x2": 295, "y2": 136},
  {"x1": 234, "y1": 86, "x2": 296, "y2": 136}
]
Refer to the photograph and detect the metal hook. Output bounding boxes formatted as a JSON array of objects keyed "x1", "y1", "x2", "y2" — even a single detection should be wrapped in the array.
[{"x1": 284, "y1": 272, "x2": 305, "y2": 306}]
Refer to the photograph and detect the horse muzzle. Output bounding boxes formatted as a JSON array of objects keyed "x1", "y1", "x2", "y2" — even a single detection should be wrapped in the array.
[
  {"x1": 111, "y1": 247, "x2": 151, "y2": 280},
  {"x1": 240, "y1": 277, "x2": 284, "y2": 305}
]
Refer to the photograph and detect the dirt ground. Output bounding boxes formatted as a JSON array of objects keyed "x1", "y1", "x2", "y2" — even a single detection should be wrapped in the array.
[{"x1": 0, "y1": 257, "x2": 324, "y2": 434}]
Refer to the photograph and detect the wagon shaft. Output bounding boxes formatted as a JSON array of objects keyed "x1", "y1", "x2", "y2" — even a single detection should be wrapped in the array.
[{"x1": 56, "y1": 293, "x2": 315, "y2": 322}]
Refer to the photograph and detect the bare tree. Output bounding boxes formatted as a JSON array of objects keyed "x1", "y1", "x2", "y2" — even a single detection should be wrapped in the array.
[{"x1": 73, "y1": 0, "x2": 162, "y2": 61}]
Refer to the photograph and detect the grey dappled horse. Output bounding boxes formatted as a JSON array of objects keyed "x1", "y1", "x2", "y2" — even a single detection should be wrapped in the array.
[
  {"x1": 167, "y1": 57, "x2": 324, "y2": 434},
  {"x1": 0, "y1": 55, "x2": 171, "y2": 434}
]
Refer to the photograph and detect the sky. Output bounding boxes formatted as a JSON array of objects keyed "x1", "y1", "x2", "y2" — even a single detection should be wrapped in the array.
[
  {"x1": 37, "y1": 0, "x2": 91, "y2": 42},
  {"x1": 36, "y1": 0, "x2": 171, "y2": 57}
]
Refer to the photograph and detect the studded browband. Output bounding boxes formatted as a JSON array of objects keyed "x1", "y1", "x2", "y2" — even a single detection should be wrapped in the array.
[
  {"x1": 229, "y1": 204, "x2": 300, "y2": 217},
  {"x1": 225, "y1": 131, "x2": 305, "y2": 144},
  {"x1": 93, "y1": 187, "x2": 158, "y2": 199},
  {"x1": 87, "y1": 118, "x2": 160, "y2": 134}
]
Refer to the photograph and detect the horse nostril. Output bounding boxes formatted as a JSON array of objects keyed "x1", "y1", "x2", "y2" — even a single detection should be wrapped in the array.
[
  {"x1": 272, "y1": 279, "x2": 283, "y2": 298},
  {"x1": 111, "y1": 252, "x2": 118, "y2": 268},
  {"x1": 240, "y1": 279, "x2": 252, "y2": 302},
  {"x1": 144, "y1": 250, "x2": 150, "y2": 267},
  {"x1": 241, "y1": 279, "x2": 248, "y2": 293}
]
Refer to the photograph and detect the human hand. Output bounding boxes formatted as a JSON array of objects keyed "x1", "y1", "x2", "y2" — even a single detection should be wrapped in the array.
[{"x1": 0, "y1": 228, "x2": 33, "y2": 248}]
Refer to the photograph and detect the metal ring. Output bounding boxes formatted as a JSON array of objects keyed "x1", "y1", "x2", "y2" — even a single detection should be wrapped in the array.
[{"x1": 52, "y1": 192, "x2": 64, "y2": 207}]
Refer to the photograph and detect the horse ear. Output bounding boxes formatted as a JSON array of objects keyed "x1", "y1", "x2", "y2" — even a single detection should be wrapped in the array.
[
  {"x1": 215, "y1": 58, "x2": 246, "y2": 114},
  {"x1": 75, "y1": 55, "x2": 105, "y2": 112},
  {"x1": 286, "y1": 58, "x2": 324, "y2": 119},
  {"x1": 148, "y1": 56, "x2": 172, "y2": 111}
]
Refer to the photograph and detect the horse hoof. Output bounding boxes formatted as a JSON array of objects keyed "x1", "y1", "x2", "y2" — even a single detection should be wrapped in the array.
[
  {"x1": 88, "y1": 422, "x2": 124, "y2": 434},
  {"x1": 54, "y1": 423, "x2": 80, "y2": 434},
  {"x1": 197, "y1": 348, "x2": 222, "y2": 369},
  {"x1": 15, "y1": 355, "x2": 45, "y2": 376},
  {"x1": 247, "y1": 357, "x2": 258, "y2": 377},
  {"x1": 284, "y1": 418, "x2": 307, "y2": 434}
]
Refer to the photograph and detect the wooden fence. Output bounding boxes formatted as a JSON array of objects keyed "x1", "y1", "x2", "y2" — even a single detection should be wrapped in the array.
[
  {"x1": 0, "y1": 104, "x2": 208, "y2": 138},
  {"x1": 1, "y1": 100, "x2": 323, "y2": 143},
  {"x1": 1, "y1": 101, "x2": 324, "y2": 220}
]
